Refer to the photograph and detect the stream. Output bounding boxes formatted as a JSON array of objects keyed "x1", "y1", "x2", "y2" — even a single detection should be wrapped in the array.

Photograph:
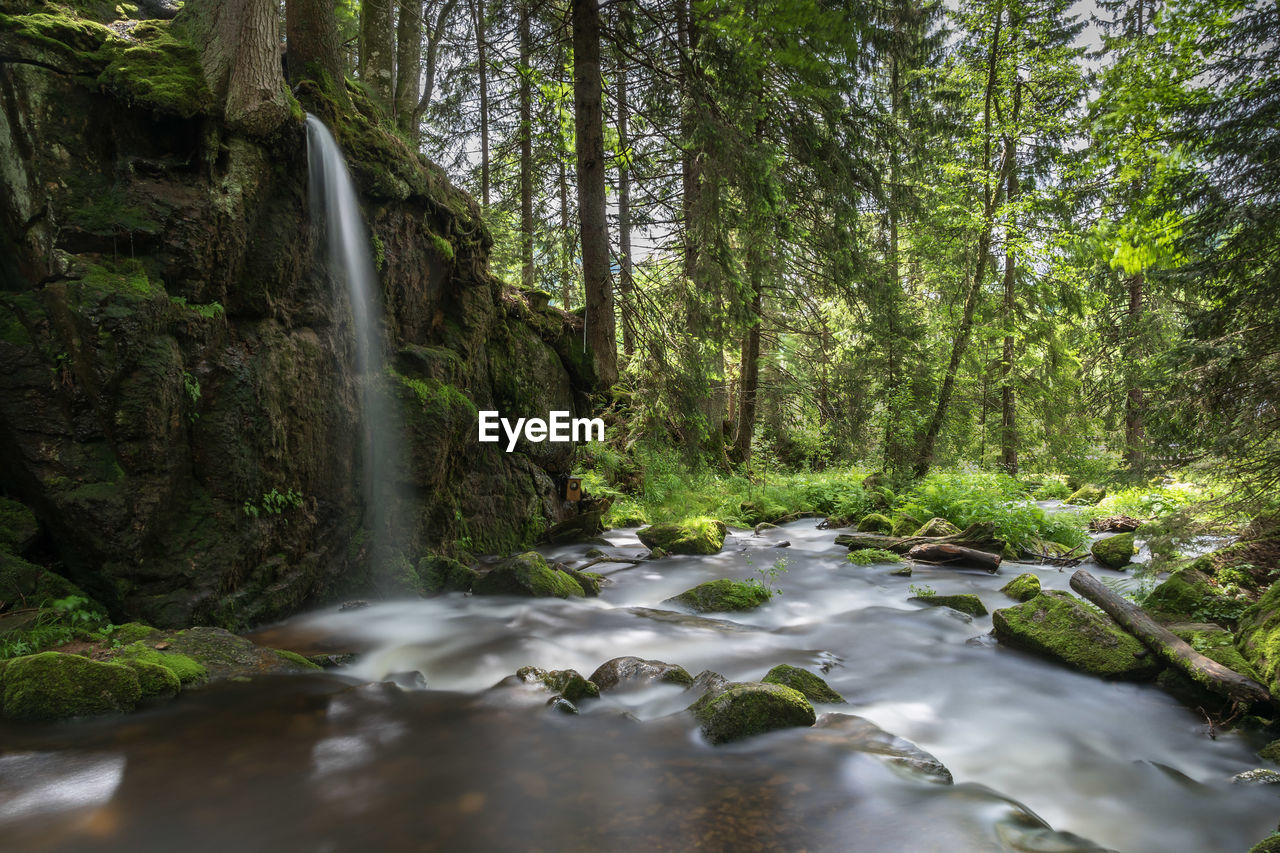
[{"x1": 1, "y1": 520, "x2": 1276, "y2": 852}]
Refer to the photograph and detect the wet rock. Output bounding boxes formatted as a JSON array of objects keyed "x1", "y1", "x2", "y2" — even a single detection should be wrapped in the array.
[
  {"x1": 915, "y1": 517, "x2": 961, "y2": 538},
  {"x1": 385, "y1": 671, "x2": 428, "y2": 689},
  {"x1": 1065, "y1": 484, "x2": 1107, "y2": 505},
  {"x1": 761, "y1": 664, "x2": 845, "y2": 704},
  {"x1": 121, "y1": 659, "x2": 181, "y2": 700},
  {"x1": 547, "y1": 695, "x2": 579, "y2": 715},
  {"x1": 992, "y1": 592, "x2": 1161, "y2": 679},
  {"x1": 1001, "y1": 572, "x2": 1042, "y2": 602},
  {"x1": 890, "y1": 513, "x2": 922, "y2": 536},
  {"x1": 585, "y1": 548, "x2": 607, "y2": 558},
  {"x1": 807, "y1": 713, "x2": 953, "y2": 784},
  {"x1": 687, "y1": 681, "x2": 816, "y2": 744},
  {"x1": 340, "y1": 600, "x2": 371, "y2": 611},
  {"x1": 417, "y1": 556, "x2": 479, "y2": 593},
  {"x1": 1258, "y1": 739, "x2": 1280, "y2": 762},
  {"x1": 512, "y1": 666, "x2": 600, "y2": 703},
  {"x1": 589, "y1": 656, "x2": 694, "y2": 692},
  {"x1": 646, "y1": 547, "x2": 669, "y2": 560},
  {"x1": 472, "y1": 552, "x2": 585, "y2": 598},
  {"x1": 0, "y1": 496, "x2": 38, "y2": 552},
  {"x1": 0, "y1": 652, "x2": 141, "y2": 722},
  {"x1": 1092, "y1": 533, "x2": 1136, "y2": 569},
  {"x1": 1232, "y1": 769, "x2": 1280, "y2": 785},
  {"x1": 889, "y1": 565, "x2": 912, "y2": 577},
  {"x1": 856, "y1": 513, "x2": 894, "y2": 534},
  {"x1": 637, "y1": 517, "x2": 727, "y2": 555},
  {"x1": 112, "y1": 626, "x2": 319, "y2": 682},
  {"x1": 665, "y1": 578, "x2": 771, "y2": 613},
  {"x1": 687, "y1": 669, "x2": 729, "y2": 700},
  {"x1": 910, "y1": 593, "x2": 988, "y2": 617},
  {"x1": 560, "y1": 566, "x2": 604, "y2": 597},
  {"x1": 309, "y1": 653, "x2": 358, "y2": 668},
  {"x1": 1237, "y1": 582, "x2": 1280, "y2": 696}
]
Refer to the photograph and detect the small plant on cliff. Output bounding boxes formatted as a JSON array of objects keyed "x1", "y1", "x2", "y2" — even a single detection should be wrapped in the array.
[
  {"x1": 182, "y1": 371, "x2": 201, "y2": 420},
  {"x1": 243, "y1": 488, "x2": 304, "y2": 520}
]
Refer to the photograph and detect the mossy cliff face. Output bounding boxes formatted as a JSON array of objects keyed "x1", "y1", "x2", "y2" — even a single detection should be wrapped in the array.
[{"x1": 0, "y1": 6, "x2": 590, "y2": 628}]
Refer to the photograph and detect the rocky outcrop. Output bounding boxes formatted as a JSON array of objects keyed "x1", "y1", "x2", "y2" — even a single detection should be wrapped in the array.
[{"x1": 0, "y1": 7, "x2": 593, "y2": 628}]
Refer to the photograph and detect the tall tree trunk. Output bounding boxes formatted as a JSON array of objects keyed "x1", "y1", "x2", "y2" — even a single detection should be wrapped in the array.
[
  {"x1": 572, "y1": 0, "x2": 618, "y2": 388},
  {"x1": 1124, "y1": 274, "x2": 1145, "y2": 472},
  {"x1": 617, "y1": 64, "x2": 635, "y2": 359},
  {"x1": 732, "y1": 260, "x2": 764, "y2": 464},
  {"x1": 359, "y1": 0, "x2": 395, "y2": 110},
  {"x1": 1000, "y1": 81, "x2": 1021, "y2": 475},
  {"x1": 394, "y1": 0, "x2": 423, "y2": 135},
  {"x1": 413, "y1": 0, "x2": 459, "y2": 126},
  {"x1": 178, "y1": 0, "x2": 290, "y2": 134},
  {"x1": 559, "y1": 154, "x2": 572, "y2": 309},
  {"x1": 285, "y1": 0, "x2": 350, "y2": 107},
  {"x1": 473, "y1": 0, "x2": 490, "y2": 206},
  {"x1": 519, "y1": 1, "x2": 534, "y2": 289},
  {"x1": 882, "y1": 53, "x2": 906, "y2": 470},
  {"x1": 914, "y1": 4, "x2": 1005, "y2": 478}
]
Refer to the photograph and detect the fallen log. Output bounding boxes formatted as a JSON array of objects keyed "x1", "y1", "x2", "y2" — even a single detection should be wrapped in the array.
[
  {"x1": 1069, "y1": 569, "x2": 1272, "y2": 707},
  {"x1": 905, "y1": 543, "x2": 1002, "y2": 573},
  {"x1": 835, "y1": 522, "x2": 1005, "y2": 556}
]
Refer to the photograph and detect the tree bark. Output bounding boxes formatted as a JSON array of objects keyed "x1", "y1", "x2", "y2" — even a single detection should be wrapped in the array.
[
  {"x1": 394, "y1": 0, "x2": 423, "y2": 134},
  {"x1": 285, "y1": 0, "x2": 350, "y2": 109},
  {"x1": 473, "y1": 0, "x2": 490, "y2": 206},
  {"x1": 360, "y1": 0, "x2": 395, "y2": 110},
  {"x1": 559, "y1": 153, "x2": 573, "y2": 309},
  {"x1": 573, "y1": 0, "x2": 618, "y2": 388},
  {"x1": 1070, "y1": 569, "x2": 1271, "y2": 706},
  {"x1": 1000, "y1": 80, "x2": 1021, "y2": 475},
  {"x1": 1124, "y1": 273, "x2": 1146, "y2": 472},
  {"x1": 732, "y1": 259, "x2": 764, "y2": 464},
  {"x1": 413, "y1": 0, "x2": 459, "y2": 126},
  {"x1": 617, "y1": 63, "x2": 635, "y2": 359},
  {"x1": 906, "y1": 543, "x2": 1002, "y2": 572},
  {"x1": 177, "y1": 0, "x2": 289, "y2": 134},
  {"x1": 519, "y1": 0, "x2": 534, "y2": 289}
]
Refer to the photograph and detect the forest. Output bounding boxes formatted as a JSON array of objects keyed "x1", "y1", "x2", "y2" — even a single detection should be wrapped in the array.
[{"x1": 1, "y1": 0, "x2": 1280, "y2": 850}]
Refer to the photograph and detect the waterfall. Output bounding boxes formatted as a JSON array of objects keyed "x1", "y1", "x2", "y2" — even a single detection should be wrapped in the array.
[{"x1": 305, "y1": 114, "x2": 402, "y2": 559}]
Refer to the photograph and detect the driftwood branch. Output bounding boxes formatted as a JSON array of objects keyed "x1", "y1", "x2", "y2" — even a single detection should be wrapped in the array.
[
  {"x1": 835, "y1": 522, "x2": 1005, "y2": 556},
  {"x1": 906, "y1": 543, "x2": 1001, "y2": 572},
  {"x1": 1069, "y1": 569, "x2": 1272, "y2": 707}
]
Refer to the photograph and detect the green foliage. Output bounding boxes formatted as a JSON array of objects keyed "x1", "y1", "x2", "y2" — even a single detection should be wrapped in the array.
[
  {"x1": 745, "y1": 555, "x2": 788, "y2": 598},
  {"x1": 170, "y1": 297, "x2": 225, "y2": 320},
  {"x1": 908, "y1": 583, "x2": 936, "y2": 598},
  {"x1": 1030, "y1": 476, "x2": 1072, "y2": 500},
  {"x1": 242, "y1": 488, "x2": 303, "y2": 520}
]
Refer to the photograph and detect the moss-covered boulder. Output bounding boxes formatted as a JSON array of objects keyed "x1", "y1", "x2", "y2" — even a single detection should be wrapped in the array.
[
  {"x1": 637, "y1": 517, "x2": 727, "y2": 555},
  {"x1": 472, "y1": 552, "x2": 585, "y2": 598},
  {"x1": 1259, "y1": 740, "x2": 1280, "y2": 763},
  {"x1": 561, "y1": 567, "x2": 604, "y2": 597},
  {"x1": 110, "y1": 627, "x2": 318, "y2": 682},
  {"x1": 1065, "y1": 484, "x2": 1106, "y2": 505},
  {"x1": 1001, "y1": 572, "x2": 1042, "y2": 602},
  {"x1": 513, "y1": 666, "x2": 600, "y2": 703},
  {"x1": 1236, "y1": 583, "x2": 1280, "y2": 696},
  {"x1": 687, "y1": 681, "x2": 817, "y2": 744},
  {"x1": 665, "y1": 579, "x2": 770, "y2": 613},
  {"x1": 915, "y1": 517, "x2": 961, "y2": 538},
  {"x1": 1143, "y1": 567, "x2": 1241, "y2": 624},
  {"x1": 1, "y1": 652, "x2": 141, "y2": 721},
  {"x1": 0, "y1": 496, "x2": 38, "y2": 552},
  {"x1": 890, "y1": 513, "x2": 922, "y2": 536},
  {"x1": 0, "y1": 550, "x2": 84, "y2": 609},
  {"x1": 762, "y1": 664, "x2": 845, "y2": 704},
  {"x1": 910, "y1": 593, "x2": 987, "y2": 617},
  {"x1": 992, "y1": 592, "x2": 1161, "y2": 679},
  {"x1": 111, "y1": 642, "x2": 209, "y2": 686},
  {"x1": 589, "y1": 656, "x2": 693, "y2": 691},
  {"x1": 1170, "y1": 625, "x2": 1260, "y2": 682},
  {"x1": 1092, "y1": 533, "x2": 1136, "y2": 569},
  {"x1": 1248, "y1": 834, "x2": 1280, "y2": 853},
  {"x1": 417, "y1": 555, "x2": 479, "y2": 593},
  {"x1": 856, "y1": 513, "x2": 894, "y2": 534},
  {"x1": 121, "y1": 658, "x2": 181, "y2": 699}
]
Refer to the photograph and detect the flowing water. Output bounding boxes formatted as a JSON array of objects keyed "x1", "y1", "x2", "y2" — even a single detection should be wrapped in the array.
[
  {"x1": 305, "y1": 115, "x2": 402, "y2": 551},
  {"x1": 1, "y1": 520, "x2": 1276, "y2": 852}
]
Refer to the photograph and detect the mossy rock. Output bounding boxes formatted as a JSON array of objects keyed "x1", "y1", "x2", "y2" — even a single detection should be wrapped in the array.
[
  {"x1": 1001, "y1": 573, "x2": 1042, "y2": 602},
  {"x1": 513, "y1": 666, "x2": 599, "y2": 703},
  {"x1": 109, "y1": 622, "x2": 161, "y2": 645},
  {"x1": 637, "y1": 517, "x2": 727, "y2": 555},
  {"x1": 1236, "y1": 583, "x2": 1280, "y2": 696},
  {"x1": 910, "y1": 593, "x2": 987, "y2": 617},
  {"x1": 589, "y1": 656, "x2": 693, "y2": 691},
  {"x1": 111, "y1": 643, "x2": 208, "y2": 687},
  {"x1": 0, "y1": 497, "x2": 38, "y2": 552},
  {"x1": 0, "y1": 550, "x2": 85, "y2": 609},
  {"x1": 739, "y1": 500, "x2": 787, "y2": 526},
  {"x1": 129, "y1": 627, "x2": 316, "y2": 682},
  {"x1": 915, "y1": 517, "x2": 961, "y2": 538},
  {"x1": 1092, "y1": 533, "x2": 1136, "y2": 569},
  {"x1": 687, "y1": 681, "x2": 816, "y2": 744},
  {"x1": 561, "y1": 567, "x2": 604, "y2": 596},
  {"x1": 1144, "y1": 567, "x2": 1238, "y2": 625},
  {"x1": 272, "y1": 649, "x2": 322, "y2": 671},
  {"x1": 1, "y1": 652, "x2": 141, "y2": 721},
  {"x1": 992, "y1": 592, "x2": 1161, "y2": 679},
  {"x1": 417, "y1": 555, "x2": 479, "y2": 594},
  {"x1": 1065, "y1": 484, "x2": 1106, "y2": 505},
  {"x1": 762, "y1": 664, "x2": 845, "y2": 704},
  {"x1": 1169, "y1": 625, "x2": 1260, "y2": 682},
  {"x1": 890, "y1": 513, "x2": 922, "y2": 537},
  {"x1": 122, "y1": 658, "x2": 180, "y2": 699},
  {"x1": 856, "y1": 513, "x2": 894, "y2": 534},
  {"x1": 1259, "y1": 740, "x2": 1280, "y2": 763},
  {"x1": 1248, "y1": 835, "x2": 1280, "y2": 853},
  {"x1": 472, "y1": 552, "x2": 585, "y2": 598},
  {"x1": 666, "y1": 579, "x2": 771, "y2": 613}
]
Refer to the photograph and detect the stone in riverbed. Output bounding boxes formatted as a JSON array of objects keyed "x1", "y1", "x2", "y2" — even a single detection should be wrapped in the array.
[
  {"x1": 1001, "y1": 572, "x2": 1042, "y2": 602},
  {"x1": 761, "y1": 664, "x2": 845, "y2": 704},
  {"x1": 910, "y1": 593, "x2": 988, "y2": 617},
  {"x1": 992, "y1": 592, "x2": 1161, "y2": 679},
  {"x1": 472, "y1": 551, "x2": 585, "y2": 598},
  {"x1": 687, "y1": 680, "x2": 816, "y2": 744},
  {"x1": 417, "y1": 555, "x2": 479, "y2": 593},
  {"x1": 1092, "y1": 533, "x2": 1136, "y2": 569},
  {"x1": 589, "y1": 656, "x2": 693, "y2": 691},
  {"x1": 513, "y1": 666, "x2": 600, "y2": 702},
  {"x1": 0, "y1": 652, "x2": 142, "y2": 722},
  {"x1": 1066, "y1": 484, "x2": 1107, "y2": 505},
  {"x1": 665, "y1": 578, "x2": 771, "y2": 613},
  {"x1": 637, "y1": 517, "x2": 727, "y2": 555},
  {"x1": 806, "y1": 713, "x2": 953, "y2": 783},
  {"x1": 914, "y1": 517, "x2": 962, "y2": 538}
]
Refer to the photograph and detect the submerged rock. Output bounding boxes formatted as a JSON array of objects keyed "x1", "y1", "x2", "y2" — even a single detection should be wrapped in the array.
[
  {"x1": 589, "y1": 656, "x2": 694, "y2": 692},
  {"x1": 910, "y1": 593, "x2": 988, "y2": 617},
  {"x1": 761, "y1": 664, "x2": 845, "y2": 704},
  {"x1": 806, "y1": 713, "x2": 953, "y2": 783},
  {"x1": 687, "y1": 681, "x2": 816, "y2": 744},
  {"x1": 992, "y1": 592, "x2": 1161, "y2": 679},
  {"x1": 560, "y1": 566, "x2": 604, "y2": 596},
  {"x1": 637, "y1": 517, "x2": 728, "y2": 555},
  {"x1": 1092, "y1": 533, "x2": 1136, "y2": 569},
  {"x1": 472, "y1": 552, "x2": 585, "y2": 598},
  {"x1": 514, "y1": 666, "x2": 600, "y2": 703},
  {"x1": 914, "y1": 517, "x2": 961, "y2": 538},
  {"x1": 665, "y1": 578, "x2": 771, "y2": 613},
  {"x1": 0, "y1": 652, "x2": 142, "y2": 722},
  {"x1": 1232, "y1": 769, "x2": 1280, "y2": 785},
  {"x1": 1001, "y1": 572, "x2": 1042, "y2": 602}
]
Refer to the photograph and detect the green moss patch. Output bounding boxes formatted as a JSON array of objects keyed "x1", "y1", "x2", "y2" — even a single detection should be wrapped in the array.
[
  {"x1": 1001, "y1": 573, "x2": 1042, "y2": 602},
  {"x1": 1092, "y1": 533, "x2": 1136, "y2": 569},
  {"x1": 911, "y1": 593, "x2": 988, "y2": 616},
  {"x1": 856, "y1": 513, "x2": 893, "y2": 533},
  {"x1": 122, "y1": 658, "x2": 180, "y2": 699},
  {"x1": 666, "y1": 578, "x2": 771, "y2": 613},
  {"x1": 1066, "y1": 484, "x2": 1106, "y2": 505},
  {"x1": 688, "y1": 681, "x2": 816, "y2": 744},
  {"x1": 272, "y1": 649, "x2": 322, "y2": 671},
  {"x1": 762, "y1": 664, "x2": 845, "y2": 704},
  {"x1": 637, "y1": 517, "x2": 727, "y2": 555},
  {"x1": 1, "y1": 651, "x2": 140, "y2": 721},
  {"x1": 417, "y1": 555, "x2": 478, "y2": 593},
  {"x1": 472, "y1": 552, "x2": 585, "y2": 598},
  {"x1": 112, "y1": 643, "x2": 208, "y2": 687},
  {"x1": 915, "y1": 517, "x2": 961, "y2": 537},
  {"x1": 992, "y1": 592, "x2": 1161, "y2": 679}
]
